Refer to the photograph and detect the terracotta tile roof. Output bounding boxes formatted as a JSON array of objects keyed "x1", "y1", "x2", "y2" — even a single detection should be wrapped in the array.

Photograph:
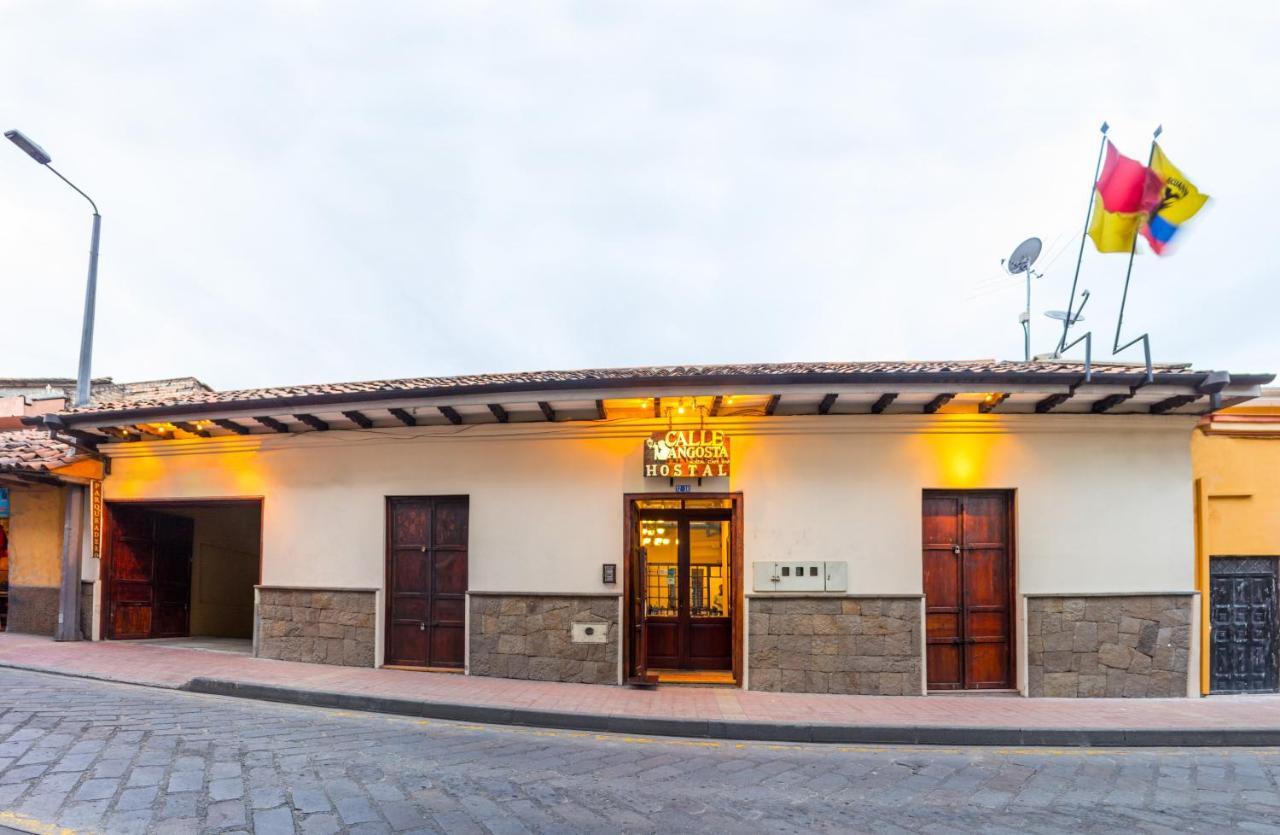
[
  {"x1": 0, "y1": 430, "x2": 78, "y2": 473},
  {"x1": 57, "y1": 359, "x2": 1241, "y2": 417}
]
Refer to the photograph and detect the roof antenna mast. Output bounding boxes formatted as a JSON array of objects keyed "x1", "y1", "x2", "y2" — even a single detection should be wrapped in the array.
[{"x1": 1001, "y1": 237, "x2": 1043, "y2": 361}]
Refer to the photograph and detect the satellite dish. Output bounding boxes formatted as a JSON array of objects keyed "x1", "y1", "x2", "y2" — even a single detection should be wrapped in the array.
[
  {"x1": 1045, "y1": 309, "x2": 1085, "y2": 324},
  {"x1": 1004, "y1": 237, "x2": 1042, "y2": 275}
]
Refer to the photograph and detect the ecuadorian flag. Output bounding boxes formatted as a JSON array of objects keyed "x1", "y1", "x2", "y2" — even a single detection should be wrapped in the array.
[{"x1": 1140, "y1": 144, "x2": 1209, "y2": 255}]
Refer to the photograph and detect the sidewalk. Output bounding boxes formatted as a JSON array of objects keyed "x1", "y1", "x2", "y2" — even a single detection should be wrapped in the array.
[{"x1": 1, "y1": 633, "x2": 1279, "y2": 746}]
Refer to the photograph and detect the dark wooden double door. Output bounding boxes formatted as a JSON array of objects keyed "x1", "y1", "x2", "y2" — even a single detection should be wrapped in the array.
[
  {"x1": 105, "y1": 506, "x2": 194, "y2": 640},
  {"x1": 1210, "y1": 557, "x2": 1279, "y2": 694},
  {"x1": 385, "y1": 496, "x2": 468, "y2": 669},
  {"x1": 923, "y1": 492, "x2": 1014, "y2": 690},
  {"x1": 637, "y1": 508, "x2": 733, "y2": 672}
]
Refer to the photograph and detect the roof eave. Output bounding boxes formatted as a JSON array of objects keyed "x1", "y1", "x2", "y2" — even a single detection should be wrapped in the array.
[{"x1": 55, "y1": 368, "x2": 1271, "y2": 427}]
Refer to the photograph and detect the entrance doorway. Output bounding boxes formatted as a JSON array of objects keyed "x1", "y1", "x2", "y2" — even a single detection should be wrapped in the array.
[
  {"x1": 922, "y1": 491, "x2": 1015, "y2": 691},
  {"x1": 1210, "y1": 557, "x2": 1279, "y2": 694},
  {"x1": 625, "y1": 494, "x2": 742, "y2": 685},
  {"x1": 103, "y1": 500, "x2": 261, "y2": 645},
  {"x1": 384, "y1": 496, "x2": 468, "y2": 670}
]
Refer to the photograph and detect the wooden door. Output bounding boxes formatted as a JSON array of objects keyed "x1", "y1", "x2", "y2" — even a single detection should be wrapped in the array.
[
  {"x1": 627, "y1": 513, "x2": 653, "y2": 684},
  {"x1": 923, "y1": 492, "x2": 1013, "y2": 690},
  {"x1": 106, "y1": 506, "x2": 194, "y2": 640},
  {"x1": 1210, "y1": 557, "x2": 1279, "y2": 694},
  {"x1": 640, "y1": 510, "x2": 732, "y2": 671},
  {"x1": 385, "y1": 497, "x2": 468, "y2": 669},
  {"x1": 686, "y1": 518, "x2": 732, "y2": 670}
]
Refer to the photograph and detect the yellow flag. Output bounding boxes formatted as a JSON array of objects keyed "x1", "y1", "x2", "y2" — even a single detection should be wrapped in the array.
[
  {"x1": 1088, "y1": 189, "x2": 1144, "y2": 253},
  {"x1": 1149, "y1": 144, "x2": 1208, "y2": 225}
]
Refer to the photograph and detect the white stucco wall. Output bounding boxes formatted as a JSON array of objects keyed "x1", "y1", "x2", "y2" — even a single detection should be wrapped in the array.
[{"x1": 99, "y1": 414, "x2": 1196, "y2": 600}]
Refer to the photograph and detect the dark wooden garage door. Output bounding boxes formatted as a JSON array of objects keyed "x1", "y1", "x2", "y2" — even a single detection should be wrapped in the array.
[
  {"x1": 106, "y1": 506, "x2": 194, "y2": 640},
  {"x1": 385, "y1": 496, "x2": 468, "y2": 669},
  {"x1": 923, "y1": 491, "x2": 1014, "y2": 690},
  {"x1": 1210, "y1": 557, "x2": 1279, "y2": 694}
]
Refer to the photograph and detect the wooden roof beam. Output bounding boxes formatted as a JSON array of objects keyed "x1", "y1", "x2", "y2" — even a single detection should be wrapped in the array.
[
  {"x1": 254, "y1": 416, "x2": 291, "y2": 434},
  {"x1": 653, "y1": 397, "x2": 662, "y2": 419},
  {"x1": 213, "y1": 419, "x2": 250, "y2": 435},
  {"x1": 133, "y1": 424, "x2": 171, "y2": 440},
  {"x1": 293, "y1": 414, "x2": 329, "y2": 431},
  {"x1": 99, "y1": 426, "x2": 141, "y2": 442},
  {"x1": 1090, "y1": 392, "x2": 1134, "y2": 414},
  {"x1": 923, "y1": 393, "x2": 955, "y2": 414},
  {"x1": 1150, "y1": 394, "x2": 1200, "y2": 414},
  {"x1": 63, "y1": 428, "x2": 105, "y2": 448},
  {"x1": 1035, "y1": 392, "x2": 1071, "y2": 413},
  {"x1": 709, "y1": 395, "x2": 723, "y2": 417},
  {"x1": 388, "y1": 408, "x2": 416, "y2": 427},
  {"x1": 765, "y1": 395, "x2": 781, "y2": 416},
  {"x1": 595, "y1": 399, "x2": 607, "y2": 420},
  {"x1": 818, "y1": 393, "x2": 838, "y2": 415},
  {"x1": 870, "y1": 393, "x2": 898, "y2": 414},
  {"x1": 173, "y1": 421, "x2": 211, "y2": 438},
  {"x1": 488, "y1": 404, "x2": 509, "y2": 423},
  {"x1": 438, "y1": 406, "x2": 463, "y2": 425},
  {"x1": 978, "y1": 393, "x2": 1010, "y2": 414},
  {"x1": 538, "y1": 401, "x2": 557, "y2": 422},
  {"x1": 342, "y1": 410, "x2": 373, "y2": 429}
]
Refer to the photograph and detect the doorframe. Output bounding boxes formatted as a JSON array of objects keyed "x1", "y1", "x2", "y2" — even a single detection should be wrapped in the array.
[
  {"x1": 382, "y1": 494, "x2": 471, "y2": 671},
  {"x1": 622, "y1": 492, "x2": 744, "y2": 685},
  {"x1": 100, "y1": 496, "x2": 264, "y2": 641},
  {"x1": 1207, "y1": 555, "x2": 1280, "y2": 695},
  {"x1": 921, "y1": 488, "x2": 1018, "y2": 692}
]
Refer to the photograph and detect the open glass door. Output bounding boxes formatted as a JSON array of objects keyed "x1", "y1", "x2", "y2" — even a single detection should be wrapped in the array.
[{"x1": 628, "y1": 512, "x2": 658, "y2": 686}]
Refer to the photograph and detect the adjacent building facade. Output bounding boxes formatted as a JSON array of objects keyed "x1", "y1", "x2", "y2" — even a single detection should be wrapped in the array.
[
  {"x1": 1192, "y1": 388, "x2": 1280, "y2": 695},
  {"x1": 27, "y1": 360, "x2": 1275, "y2": 697}
]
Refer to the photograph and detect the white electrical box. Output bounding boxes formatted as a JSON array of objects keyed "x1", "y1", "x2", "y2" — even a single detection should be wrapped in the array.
[
  {"x1": 753, "y1": 561, "x2": 848, "y2": 593},
  {"x1": 571, "y1": 622, "x2": 608, "y2": 643},
  {"x1": 823, "y1": 561, "x2": 848, "y2": 592}
]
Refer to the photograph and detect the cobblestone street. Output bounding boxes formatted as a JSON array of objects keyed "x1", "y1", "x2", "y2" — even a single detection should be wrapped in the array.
[{"x1": 1, "y1": 669, "x2": 1279, "y2": 833}]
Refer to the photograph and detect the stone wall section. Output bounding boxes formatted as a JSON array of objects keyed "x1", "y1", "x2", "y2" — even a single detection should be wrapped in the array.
[
  {"x1": 748, "y1": 597, "x2": 922, "y2": 696},
  {"x1": 256, "y1": 588, "x2": 376, "y2": 667},
  {"x1": 1026, "y1": 595, "x2": 1192, "y2": 697},
  {"x1": 470, "y1": 595, "x2": 618, "y2": 685}
]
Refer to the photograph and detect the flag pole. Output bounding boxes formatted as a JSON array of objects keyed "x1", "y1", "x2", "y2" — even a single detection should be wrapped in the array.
[
  {"x1": 1111, "y1": 125, "x2": 1162, "y2": 383},
  {"x1": 1056, "y1": 122, "x2": 1109, "y2": 356}
]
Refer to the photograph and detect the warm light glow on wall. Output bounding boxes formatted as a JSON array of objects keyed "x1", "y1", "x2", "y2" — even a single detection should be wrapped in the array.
[{"x1": 915, "y1": 431, "x2": 1007, "y2": 488}]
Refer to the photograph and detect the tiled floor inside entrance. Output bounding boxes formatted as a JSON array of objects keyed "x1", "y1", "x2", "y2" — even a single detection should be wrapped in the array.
[{"x1": 121, "y1": 636, "x2": 253, "y2": 654}]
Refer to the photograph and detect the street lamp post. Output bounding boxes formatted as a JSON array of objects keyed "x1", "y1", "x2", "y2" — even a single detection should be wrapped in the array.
[{"x1": 5, "y1": 129, "x2": 101, "y2": 407}]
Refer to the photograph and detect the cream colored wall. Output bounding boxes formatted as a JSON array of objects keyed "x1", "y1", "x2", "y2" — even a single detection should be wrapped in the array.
[
  {"x1": 101, "y1": 415, "x2": 1197, "y2": 601},
  {"x1": 8, "y1": 486, "x2": 64, "y2": 588}
]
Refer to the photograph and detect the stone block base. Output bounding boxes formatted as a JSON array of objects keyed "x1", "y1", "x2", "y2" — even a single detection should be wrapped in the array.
[
  {"x1": 6, "y1": 585, "x2": 60, "y2": 636},
  {"x1": 80, "y1": 581, "x2": 94, "y2": 640},
  {"x1": 1026, "y1": 594, "x2": 1192, "y2": 697},
  {"x1": 470, "y1": 595, "x2": 619, "y2": 685},
  {"x1": 748, "y1": 597, "x2": 923, "y2": 695},
  {"x1": 256, "y1": 588, "x2": 376, "y2": 667}
]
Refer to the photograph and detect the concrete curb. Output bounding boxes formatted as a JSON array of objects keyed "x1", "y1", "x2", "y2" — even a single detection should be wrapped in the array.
[
  {"x1": 182, "y1": 677, "x2": 1280, "y2": 747},
  {"x1": 0, "y1": 660, "x2": 185, "y2": 690}
]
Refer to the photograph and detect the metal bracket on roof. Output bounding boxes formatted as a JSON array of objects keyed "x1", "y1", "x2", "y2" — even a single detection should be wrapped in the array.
[
  {"x1": 41, "y1": 414, "x2": 106, "y2": 461},
  {"x1": 1114, "y1": 332, "x2": 1155, "y2": 384},
  {"x1": 1059, "y1": 331, "x2": 1093, "y2": 383}
]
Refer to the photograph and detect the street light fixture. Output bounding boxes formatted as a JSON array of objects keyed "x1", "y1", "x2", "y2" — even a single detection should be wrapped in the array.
[{"x1": 5, "y1": 129, "x2": 101, "y2": 407}]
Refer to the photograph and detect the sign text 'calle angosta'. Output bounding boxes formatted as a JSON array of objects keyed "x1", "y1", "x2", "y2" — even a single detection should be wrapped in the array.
[{"x1": 643, "y1": 429, "x2": 730, "y2": 478}]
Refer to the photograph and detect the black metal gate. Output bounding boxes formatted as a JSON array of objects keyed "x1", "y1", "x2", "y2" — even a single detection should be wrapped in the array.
[{"x1": 1210, "y1": 557, "x2": 1279, "y2": 694}]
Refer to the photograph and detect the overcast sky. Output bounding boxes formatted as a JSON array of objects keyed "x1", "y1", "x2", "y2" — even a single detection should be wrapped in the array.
[{"x1": 1, "y1": 2, "x2": 1276, "y2": 391}]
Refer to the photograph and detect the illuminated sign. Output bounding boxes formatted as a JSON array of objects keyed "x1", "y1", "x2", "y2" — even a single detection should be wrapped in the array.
[
  {"x1": 0, "y1": 488, "x2": 8, "y2": 518},
  {"x1": 644, "y1": 429, "x2": 730, "y2": 479},
  {"x1": 90, "y1": 480, "x2": 103, "y2": 559}
]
